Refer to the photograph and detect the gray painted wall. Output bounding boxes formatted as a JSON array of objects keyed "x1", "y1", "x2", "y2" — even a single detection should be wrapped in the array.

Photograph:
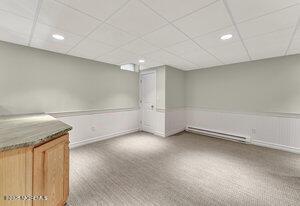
[
  {"x1": 0, "y1": 41, "x2": 139, "y2": 115},
  {"x1": 185, "y1": 54, "x2": 300, "y2": 114},
  {"x1": 165, "y1": 66, "x2": 185, "y2": 109}
]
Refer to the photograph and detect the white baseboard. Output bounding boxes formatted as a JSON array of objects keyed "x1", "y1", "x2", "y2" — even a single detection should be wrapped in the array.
[
  {"x1": 153, "y1": 131, "x2": 166, "y2": 137},
  {"x1": 165, "y1": 127, "x2": 185, "y2": 137},
  {"x1": 252, "y1": 140, "x2": 300, "y2": 154},
  {"x1": 70, "y1": 128, "x2": 139, "y2": 149}
]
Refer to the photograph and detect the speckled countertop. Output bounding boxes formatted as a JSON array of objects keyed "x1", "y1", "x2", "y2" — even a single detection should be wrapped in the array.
[{"x1": 0, "y1": 114, "x2": 72, "y2": 152}]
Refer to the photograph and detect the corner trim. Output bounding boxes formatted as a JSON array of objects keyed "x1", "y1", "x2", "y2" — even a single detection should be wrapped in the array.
[
  {"x1": 153, "y1": 131, "x2": 166, "y2": 137},
  {"x1": 165, "y1": 128, "x2": 185, "y2": 137}
]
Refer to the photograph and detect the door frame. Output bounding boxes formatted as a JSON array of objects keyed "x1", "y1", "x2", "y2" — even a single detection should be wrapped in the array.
[{"x1": 139, "y1": 69, "x2": 157, "y2": 133}]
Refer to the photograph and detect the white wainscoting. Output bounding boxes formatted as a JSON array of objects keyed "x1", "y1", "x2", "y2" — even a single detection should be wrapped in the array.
[
  {"x1": 165, "y1": 108, "x2": 186, "y2": 137},
  {"x1": 51, "y1": 109, "x2": 140, "y2": 148},
  {"x1": 153, "y1": 109, "x2": 166, "y2": 137},
  {"x1": 186, "y1": 108, "x2": 300, "y2": 154}
]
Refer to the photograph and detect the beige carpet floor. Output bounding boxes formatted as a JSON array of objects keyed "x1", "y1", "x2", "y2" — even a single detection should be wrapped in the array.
[{"x1": 68, "y1": 132, "x2": 300, "y2": 206}]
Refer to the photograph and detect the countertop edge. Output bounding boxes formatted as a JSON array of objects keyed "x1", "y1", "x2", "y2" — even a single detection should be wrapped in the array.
[{"x1": 0, "y1": 127, "x2": 72, "y2": 152}]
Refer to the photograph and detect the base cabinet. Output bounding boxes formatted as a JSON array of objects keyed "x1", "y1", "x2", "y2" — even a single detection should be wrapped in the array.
[{"x1": 0, "y1": 134, "x2": 69, "y2": 206}]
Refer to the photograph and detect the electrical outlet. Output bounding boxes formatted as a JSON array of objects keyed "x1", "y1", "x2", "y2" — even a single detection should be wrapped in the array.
[
  {"x1": 91, "y1": 126, "x2": 96, "y2": 132},
  {"x1": 251, "y1": 128, "x2": 256, "y2": 135}
]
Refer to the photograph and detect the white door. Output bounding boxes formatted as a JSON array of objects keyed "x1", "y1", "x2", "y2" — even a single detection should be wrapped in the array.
[{"x1": 140, "y1": 71, "x2": 156, "y2": 133}]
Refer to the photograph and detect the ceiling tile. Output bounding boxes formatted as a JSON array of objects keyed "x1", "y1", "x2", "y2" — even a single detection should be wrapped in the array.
[
  {"x1": 287, "y1": 29, "x2": 300, "y2": 55},
  {"x1": 95, "y1": 57, "x2": 119, "y2": 65},
  {"x1": 0, "y1": 10, "x2": 32, "y2": 35},
  {"x1": 168, "y1": 60, "x2": 198, "y2": 71},
  {"x1": 32, "y1": 23, "x2": 82, "y2": 46},
  {"x1": 0, "y1": 28, "x2": 29, "y2": 46},
  {"x1": 140, "y1": 61, "x2": 163, "y2": 70},
  {"x1": 38, "y1": 0, "x2": 101, "y2": 36},
  {"x1": 194, "y1": 26, "x2": 240, "y2": 49},
  {"x1": 127, "y1": 56, "x2": 163, "y2": 68},
  {"x1": 0, "y1": 0, "x2": 38, "y2": 19},
  {"x1": 226, "y1": 0, "x2": 300, "y2": 23},
  {"x1": 237, "y1": 5, "x2": 300, "y2": 39},
  {"x1": 121, "y1": 39, "x2": 159, "y2": 55},
  {"x1": 244, "y1": 28, "x2": 293, "y2": 60},
  {"x1": 89, "y1": 23, "x2": 135, "y2": 47},
  {"x1": 165, "y1": 40, "x2": 200, "y2": 56},
  {"x1": 142, "y1": 25, "x2": 188, "y2": 47},
  {"x1": 144, "y1": 50, "x2": 198, "y2": 70},
  {"x1": 179, "y1": 47, "x2": 221, "y2": 67},
  {"x1": 0, "y1": 10, "x2": 32, "y2": 45},
  {"x1": 142, "y1": 0, "x2": 216, "y2": 21},
  {"x1": 144, "y1": 50, "x2": 180, "y2": 64},
  {"x1": 31, "y1": 38, "x2": 72, "y2": 54},
  {"x1": 55, "y1": 0, "x2": 128, "y2": 21},
  {"x1": 206, "y1": 41, "x2": 250, "y2": 64},
  {"x1": 107, "y1": 0, "x2": 167, "y2": 36},
  {"x1": 173, "y1": 1, "x2": 232, "y2": 38},
  {"x1": 69, "y1": 38, "x2": 115, "y2": 59},
  {"x1": 31, "y1": 23, "x2": 83, "y2": 53},
  {"x1": 97, "y1": 48, "x2": 137, "y2": 65}
]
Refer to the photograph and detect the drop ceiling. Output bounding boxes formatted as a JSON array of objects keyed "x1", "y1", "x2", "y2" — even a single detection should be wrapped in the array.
[{"x1": 0, "y1": 0, "x2": 299, "y2": 70}]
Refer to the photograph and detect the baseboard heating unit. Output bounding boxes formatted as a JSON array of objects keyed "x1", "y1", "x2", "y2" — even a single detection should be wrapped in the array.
[{"x1": 186, "y1": 126, "x2": 250, "y2": 143}]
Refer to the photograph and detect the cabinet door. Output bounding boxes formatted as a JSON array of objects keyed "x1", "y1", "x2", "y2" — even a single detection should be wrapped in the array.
[
  {"x1": 33, "y1": 135, "x2": 69, "y2": 206},
  {"x1": 0, "y1": 147, "x2": 33, "y2": 206}
]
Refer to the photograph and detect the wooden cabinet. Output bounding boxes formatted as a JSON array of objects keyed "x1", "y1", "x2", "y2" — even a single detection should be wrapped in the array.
[
  {"x1": 0, "y1": 134, "x2": 69, "y2": 206},
  {"x1": 0, "y1": 147, "x2": 33, "y2": 206},
  {"x1": 33, "y1": 135, "x2": 69, "y2": 206}
]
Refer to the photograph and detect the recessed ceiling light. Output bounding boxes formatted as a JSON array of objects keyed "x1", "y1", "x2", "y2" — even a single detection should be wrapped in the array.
[
  {"x1": 220, "y1": 34, "x2": 233, "y2": 40},
  {"x1": 139, "y1": 59, "x2": 145, "y2": 63},
  {"x1": 52, "y1": 34, "x2": 64, "y2": 40}
]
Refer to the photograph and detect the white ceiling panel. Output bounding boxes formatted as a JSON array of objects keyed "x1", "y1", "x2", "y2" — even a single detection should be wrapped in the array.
[
  {"x1": 173, "y1": 1, "x2": 233, "y2": 38},
  {"x1": 0, "y1": 28, "x2": 29, "y2": 46},
  {"x1": 194, "y1": 26, "x2": 240, "y2": 49},
  {"x1": 0, "y1": 0, "x2": 38, "y2": 19},
  {"x1": 142, "y1": 25, "x2": 188, "y2": 48},
  {"x1": 144, "y1": 50, "x2": 183, "y2": 65},
  {"x1": 140, "y1": 60, "x2": 163, "y2": 70},
  {"x1": 287, "y1": 38, "x2": 300, "y2": 55},
  {"x1": 97, "y1": 48, "x2": 137, "y2": 65},
  {"x1": 206, "y1": 41, "x2": 250, "y2": 64},
  {"x1": 287, "y1": 29, "x2": 300, "y2": 55},
  {"x1": 31, "y1": 23, "x2": 82, "y2": 53},
  {"x1": 237, "y1": 5, "x2": 300, "y2": 39},
  {"x1": 38, "y1": 0, "x2": 101, "y2": 36},
  {"x1": 142, "y1": 49, "x2": 199, "y2": 70},
  {"x1": 32, "y1": 23, "x2": 82, "y2": 46},
  {"x1": 89, "y1": 23, "x2": 136, "y2": 47},
  {"x1": 141, "y1": 0, "x2": 217, "y2": 21},
  {"x1": 179, "y1": 47, "x2": 221, "y2": 67},
  {"x1": 226, "y1": 0, "x2": 300, "y2": 23},
  {"x1": 31, "y1": 38, "x2": 72, "y2": 54},
  {"x1": 168, "y1": 61, "x2": 198, "y2": 71},
  {"x1": 121, "y1": 39, "x2": 159, "y2": 55},
  {"x1": 0, "y1": 0, "x2": 299, "y2": 70},
  {"x1": 69, "y1": 38, "x2": 115, "y2": 59},
  {"x1": 0, "y1": 10, "x2": 33, "y2": 36},
  {"x1": 107, "y1": 0, "x2": 167, "y2": 37},
  {"x1": 0, "y1": 10, "x2": 32, "y2": 45},
  {"x1": 165, "y1": 40, "x2": 200, "y2": 56},
  {"x1": 55, "y1": 0, "x2": 128, "y2": 21},
  {"x1": 244, "y1": 28, "x2": 293, "y2": 60}
]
